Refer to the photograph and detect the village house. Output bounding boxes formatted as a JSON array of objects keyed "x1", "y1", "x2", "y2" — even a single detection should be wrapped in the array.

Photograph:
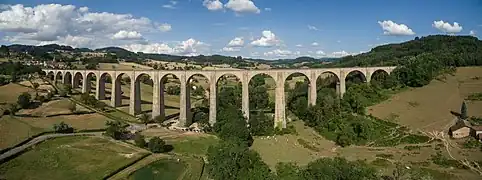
[
  {"x1": 449, "y1": 121, "x2": 472, "y2": 138},
  {"x1": 471, "y1": 126, "x2": 482, "y2": 140}
]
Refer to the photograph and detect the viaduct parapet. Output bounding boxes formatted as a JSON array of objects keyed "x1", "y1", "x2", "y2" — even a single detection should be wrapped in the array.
[{"x1": 42, "y1": 67, "x2": 395, "y2": 128}]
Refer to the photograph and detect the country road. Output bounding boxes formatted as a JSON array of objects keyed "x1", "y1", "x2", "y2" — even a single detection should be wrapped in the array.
[{"x1": 0, "y1": 132, "x2": 102, "y2": 163}]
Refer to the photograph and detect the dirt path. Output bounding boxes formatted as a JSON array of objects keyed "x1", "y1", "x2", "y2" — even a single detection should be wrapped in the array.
[{"x1": 0, "y1": 132, "x2": 102, "y2": 163}]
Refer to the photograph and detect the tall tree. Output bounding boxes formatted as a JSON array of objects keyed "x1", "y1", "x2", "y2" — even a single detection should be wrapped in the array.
[{"x1": 461, "y1": 101, "x2": 468, "y2": 119}]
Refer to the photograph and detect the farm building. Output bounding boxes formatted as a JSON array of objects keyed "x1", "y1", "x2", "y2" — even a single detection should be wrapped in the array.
[
  {"x1": 449, "y1": 121, "x2": 471, "y2": 138},
  {"x1": 470, "y1": 126, "x2": 482, "y2": 137}
]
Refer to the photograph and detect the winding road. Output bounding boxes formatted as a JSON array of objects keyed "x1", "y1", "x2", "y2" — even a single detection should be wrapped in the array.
[{"x1": 0, "y1": 132, "x2": 102, "y2": 163}]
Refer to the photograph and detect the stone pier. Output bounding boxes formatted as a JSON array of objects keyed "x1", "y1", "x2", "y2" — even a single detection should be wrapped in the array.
[{"x1": 43, "y1": 66, "x2": 395, "y2": 128}]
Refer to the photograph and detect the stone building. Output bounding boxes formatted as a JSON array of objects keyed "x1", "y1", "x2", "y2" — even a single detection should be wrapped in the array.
[{"x1": 449, "y1": 121, "x2": 471, "y2": 138}]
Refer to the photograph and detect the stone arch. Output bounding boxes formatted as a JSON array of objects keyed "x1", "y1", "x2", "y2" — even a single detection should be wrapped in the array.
[
  {"x1": 159, "y1": 73, "x2": 181, "y2": 118},
  {"x1": 55, "y1": 72, "x2": 63, "y2": 84},
  {"x1": 315, "y1": 71, "x2": 342, "y2": 99},
  {"x1": 133, "y1": 73, "x2": 153, "y2": 115},
  {"x1": 370, "y1": 69, "x2": 390, "y2": 87},
  {"x1": 248, "y1": 72, "x2": 277, "y2": 126},
  {"x1": 63, "y1": 72, "x2": 72, "y2": 84},
  {"x1": 85, "y1": 72, "x2": 97, "y2": 94},
  {"x1": 216, "y1": 72, "x2": 242, "y2": 84},
  {"x1": 345, "y1": 70, "x2": 367, "y2": 83},
  {"x1": 316, "y1": 71, "x2": 340, "y2": 88},
  {"x1": 285, "y1": 72, "x2": 311, "y2": 89},
  {"x1": 187, "y1": 73, "x2": 210, "y2": 126},
  {"x1": 284, "y1": 72, "x2": 312, "y2": 114},
  {"x1": 187, "y1": 72, "x2": 211, "y2": 84},
  {"x1": 73, "y1": 72, "x2": 83, "y2": 89},
  {"x1": 47, "y1": 71, "x2": 55, "y2": 81},
  {"x1": 114, "y1": 72, "x2": 130, "y2": 108},
  {"x1": 371, "y1": 69, "x2": 389, "y2": 80},
  {"x1": 249, "y1": 72, "x2": 277, "y2": 87}
]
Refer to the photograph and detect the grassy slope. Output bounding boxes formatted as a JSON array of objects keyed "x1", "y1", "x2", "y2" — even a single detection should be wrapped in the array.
[
  {"x1": 128, "y1": 158, "x2": 186, "y2": 180},
  {"x1": 0, "y1": 82, "x2": 108, "y2": 149},
  {"x1": 368, "y1": 67, "x2": 482, "y2": 132},
  {"x1": 0, "y1": 136, "x2": 147, "y2": 180}
]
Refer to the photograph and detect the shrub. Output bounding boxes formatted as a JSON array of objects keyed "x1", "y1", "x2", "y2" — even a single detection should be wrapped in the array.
[
  {"x1": 430, "y1": 152, "x2": 467, "y2": 169},
  {"x1": 105, "y1": 121, "x2": 125, "y2": 140},
  {"x1": 336, "y1": 134, "x2": 352, "y2": 147},
  {"x1": 68, "y1": 101, "x2": 77, "y2": 113},
  {"x1": 6, "y1": 103, "x2": 18, "y2": 116},
  {"x1": 53, "y1": 121, "x2": 74, "y2": 133},
  {"x1": 463, "y1": 138, "x2": 481, "y2": 149},
  {"x1": 297, "y1": 138, "x2": 319, "y2": 152},
  {"x1": 154, "y1": 115, "x2": 165, "y2": 124},
  {"x1": 17, "y1": 92, "x2": 31, "y2": 109},
  {"x1": 148, "y1": 137, "x2": 167, "y2": 153},
  {"x1": 404, "y1": 145, "x2": 422, "y2": 151},
  {"x1": 133, "y1": 133, "x2": 146, "y2": 148},
  {"x1": 0, "y1": 76, "x2": 7, "y2": 86},
  {"x1": 375, "y1": 153, "x2": 394, "y2": 159}
]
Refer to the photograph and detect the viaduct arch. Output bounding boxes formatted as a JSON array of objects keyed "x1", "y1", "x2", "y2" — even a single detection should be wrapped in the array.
[{"x1": 42, "y1": 67, "x2": 395, "y2": 129}]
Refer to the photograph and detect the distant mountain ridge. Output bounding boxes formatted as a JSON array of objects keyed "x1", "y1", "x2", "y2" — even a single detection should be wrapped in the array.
[{"x1": 3, "y1": 44, "x2": 334, "y2": 65}]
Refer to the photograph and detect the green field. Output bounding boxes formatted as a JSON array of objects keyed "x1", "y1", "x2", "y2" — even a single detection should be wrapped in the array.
[
  {"x1": 169, "y1": 135, "x2": 219, "y2": 155},
  {"x1": 128, "y1": 158, "x2": 186, "y2": 180},
  {"x1": 0, "y1": 136, "x2": 148, "y2": 180}
]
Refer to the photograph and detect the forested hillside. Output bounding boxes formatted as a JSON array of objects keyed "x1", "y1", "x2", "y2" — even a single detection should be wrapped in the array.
[{"x1": 329, "y1": 35, "x2": 482, "y2": 67}]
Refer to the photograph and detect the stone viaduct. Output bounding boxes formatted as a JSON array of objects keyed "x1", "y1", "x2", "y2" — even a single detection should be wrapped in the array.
[{"x1": 42, "y1": 66, "x2": 395, "y2": 128}]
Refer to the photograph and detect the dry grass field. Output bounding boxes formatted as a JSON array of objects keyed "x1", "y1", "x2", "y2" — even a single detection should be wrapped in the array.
[
  {"x1": 368, "y1": 67, "x2": 482, "y2": 132},
  {"x1": 0, "y1": 83, "x2": 34, "y2": 104}
]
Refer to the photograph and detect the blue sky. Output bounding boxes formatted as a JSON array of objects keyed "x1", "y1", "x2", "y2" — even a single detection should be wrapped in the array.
[{"x1": 0, "y1": 0, "x2": 481, "y2": 59}]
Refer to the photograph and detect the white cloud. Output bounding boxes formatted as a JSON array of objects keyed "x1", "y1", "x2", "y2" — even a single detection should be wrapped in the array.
[
  {"x1": 0, "y1": 4, "x2": 166, "y2": 48},
  {"x1": 311, "y1": 42, "x2": 319, "y2": 46},
  {"x1": 162, "y1": 5, "x2": 175, "y2": 9},
  {"x1": 124, "y1": 38, "x2": 208, "y2": 56},
  {"x1": 124, "y1": 43, "x2": 174, "y2": 54},
  {"x1": 203, "y1": 0, "x2": 223, "y2": 11},
  {"x1": 378, "y1": 20, "x2": 415, "y2": 36},
  {"x1": 112, "y1": 30, "x2": 143, "y2": 40},
  {"x1": 162, "y1": 1, "x2": 177, "y2": 9},
  {"x1": 227, "y1": 37, "x2": 244, "y2": 47},
  {"x1": 251, "y1": 30, "x2": 281, "y2": 47},
  {"x1": 158, "y1": 23, "x2": 172, "y2": 32},
  {"x1": 307, "y1": 25, "x2": 319, "y2": 31},
  {"x1": 221, "y1": 47, "x2": 240, "y2": 52},
  {"x1": 330, "y1": 50, "x2": 351, "y2": 58},
  {"x1": 470, "y1": 30, "x2": 476, "y2": 36},
  {"x1": 79, "y1": 6, "x2": 88, "y2": 12},
  {"x1": 264, "y1": 49, "x2": 299, "y2": 57},
  {"x1": 225, "y1": 0, "x2": 260, "y2": 14},
  {"x1": 250, "y1": 52, "x2": 260, "y2": 57},
  {"x1": 316, "y1": 50, "x2": 325, "y2": 56},
  {"x1": 295, "y1": 44, "x2": 303, "y2": 47},
  {"x1": 264, "y1": 8, "x2": 271, "y2": 11},
  {"x1": 432, "y1": 20, "x2": 463, "y2": 33}
]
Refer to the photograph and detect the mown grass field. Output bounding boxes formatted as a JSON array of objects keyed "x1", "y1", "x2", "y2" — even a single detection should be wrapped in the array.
[
  {"x1": 0, "y1": 136, "x2": 148, "y2": 180},
  {"x1": 128, "y1": 158, "x2": 186, "y2": 180},
  {"x1": 0, "y1": 82, "x2": 109, "y2": 149}
]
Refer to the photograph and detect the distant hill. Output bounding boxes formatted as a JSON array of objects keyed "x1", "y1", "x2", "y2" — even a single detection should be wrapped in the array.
[
  {"x1": 3, "y1": 35, "x2": 480, "y2": 68},
  {"x1": 2, "y1": 43, "x2": 333, "y2": 66},
  {"x1": 327, "y1": 35, "x2": 482, "y2": 67}
]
